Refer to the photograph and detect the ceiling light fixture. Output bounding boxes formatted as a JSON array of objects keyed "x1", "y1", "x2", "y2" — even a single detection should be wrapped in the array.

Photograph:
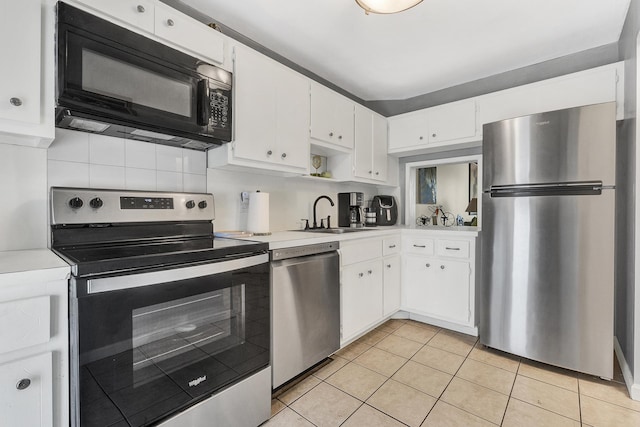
[{"x1": 355, "y1": 0, "x2": 423, "y2": 14}]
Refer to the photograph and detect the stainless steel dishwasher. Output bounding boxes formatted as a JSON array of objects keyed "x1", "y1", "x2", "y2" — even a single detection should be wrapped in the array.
[{"x1": 271, "y1": 241, "x2": 340, "y2": 389}]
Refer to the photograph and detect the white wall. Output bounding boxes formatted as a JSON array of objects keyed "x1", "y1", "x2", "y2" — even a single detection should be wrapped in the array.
[
  {"x1": 47, "y1": 129, "x2": 207, "y2": 192},
  {"x1": 206, "y1": 168, "x2": 394, "y2": 232},
  {"x1": 0, "y1": 143, "x2": 48, "y2": 251}
]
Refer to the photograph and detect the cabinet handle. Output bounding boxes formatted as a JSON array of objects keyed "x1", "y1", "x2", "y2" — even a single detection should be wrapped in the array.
[
  {"x1": 419, "y1": 136, "x2": 423, "y2": 140},
  {"x1": 9, "y1": 97, "x2": 22, "y2": 107},
  {"x1": 388, "y1": 245, "x2": 396, "y2": 248},
  {"x1": 167, "y1": 19, "x2": 175, "y2": 26},
  {"x1": 413, "y1": 244, "x2": 426, "y2": 248},
  {"x1": 329, "y1": 132, "x2": 334, "y2": 137},
  {"x1": 137, "y1": 5, "x2": 145, "y2": 12},
  {"x1": 358, "y1": 272, "x2": 364, "y2": 278},
  {"x1": 445, "y1": 247, "x2": 460, "y2": 251},
  {"x1": 425, "y1": 263, "x2": 431, "y2": 268},
  {"x1": 440, "y1": 265, "x2": 445, "y2": 270},
  {"x1": 386, "y1": 264, "x2": 391, "y2": 268},
  {"x1": 266, "y1": 150, "x2": 273, "y2": 156},
  {"x1": 432, "y1": 133, "x2": 437, "y2": 138},
  {"x1": 375, "y1": 172, "x2": 379, "y2": 175},
  {"x1": 281, "y1": 153, "x2": 287, "y2": 159},
  {"x1": 338, "y1": 135, "x2": 343, "y2": 139},
  {"x1": 16, "y1": 379, "x2": 31, "y2": 390},
  {"x1": 368, "y1": 170, "x2": 372, "y2": 174},
  {"x1": 367, "y1": 269, "x2": 372, "y2": 274}
]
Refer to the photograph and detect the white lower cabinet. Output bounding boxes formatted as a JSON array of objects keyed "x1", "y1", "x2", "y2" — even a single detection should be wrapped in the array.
[
  {"x1": 341, "y1": 259, "x2": 383, "y2": 342},
  {"x1": 382, "y1": 254, "x2": 401, "y2": 317},
  {"x1": 401, "y1": 232, "x2": 477, "y2": 334},
  {"x1": 0, "y1": 352, "x2": 53, "y2": 427},
  {"x1": 340, "y1": 236, "x2": 400, "y2": 344}
]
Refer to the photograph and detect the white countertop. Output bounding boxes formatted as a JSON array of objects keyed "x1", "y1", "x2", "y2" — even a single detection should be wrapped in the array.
[
  {"x1": 0, "y1": 249, "x2": 70, "y2": 287},
  {"x1": 229, "y1": 225, "x2": 479, "y2": 249}
]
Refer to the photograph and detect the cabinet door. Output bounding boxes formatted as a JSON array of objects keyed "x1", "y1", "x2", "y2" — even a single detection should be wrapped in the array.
[
  {"x1": 371, "y1": 112, "x2": 388, "y2": 181},
  {"x1": 274, "y1": 66, "x2": 309, "y2": 170},
  {"x1": 388, "y1": 110, "x2": 429, "y2": 150},
  {"x1": 341, "y1": 260, "x2": 383, "y2": 342},
  {"x1": 427, "y1": 100, "x2": 476, "y2": 143},
  {"x1": 0, "y1": 352, "x2": 52, "y2": 427},
  {"x1": 383, "y1": 255, "x2": 401, "y2": 316},
  {"x1": 353, "y1": 105, "x2": 373, "y2": 179},
  {"x1": 232, "y1": 47, "x2": 277, "y2": 163},
  {"x1": 310, "y1": 83, "x2": 354, "y2": 149},
  {"x1": 154, "y1": 2, "x2": 224, "y2": 64},
  {"x1": 430, "y1": 259, "x2": 471, "y2": 324},
  {"x1": 402, "y1": 255, "x2": 436, "y2": 313},
  {"x1": 0, "y1": 0, "x2": 41, "y2": 125},
  {"x1": 75, "y1": 0, "x2": 155, "y2": 33}
]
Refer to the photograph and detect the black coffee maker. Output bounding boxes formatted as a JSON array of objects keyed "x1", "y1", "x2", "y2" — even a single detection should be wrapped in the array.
[{"x1": 338, "y1": 192, "x2": 364, "y2": 227}]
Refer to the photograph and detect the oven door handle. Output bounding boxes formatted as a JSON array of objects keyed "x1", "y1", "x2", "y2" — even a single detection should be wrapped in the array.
[{"x1": 86, "y1": 253, "x2": 268, "y2": 294}]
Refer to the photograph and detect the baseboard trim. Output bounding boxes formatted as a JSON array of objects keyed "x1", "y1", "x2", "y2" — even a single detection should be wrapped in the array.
[
  {"x1": 409, "y1": 312, "x2": 478, "y2": 336},
  {"x1": 614, "y1": 336, "x2": 640, "y2": 401}
]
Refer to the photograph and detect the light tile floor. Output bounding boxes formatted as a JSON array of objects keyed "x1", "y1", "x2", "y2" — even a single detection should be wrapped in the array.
[{"x1": 264, "y1": 319, "x2": 640, "y2": 427}]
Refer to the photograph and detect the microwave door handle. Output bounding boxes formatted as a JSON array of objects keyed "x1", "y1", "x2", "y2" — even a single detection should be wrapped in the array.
[{"x1": 196, "y1": 79, "x2": 210, "y2": 126}]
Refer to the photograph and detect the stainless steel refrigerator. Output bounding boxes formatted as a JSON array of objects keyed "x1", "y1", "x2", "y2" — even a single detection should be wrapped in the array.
[{"x1": 481, "y1": 102, "x2": 615, "y2": 379}]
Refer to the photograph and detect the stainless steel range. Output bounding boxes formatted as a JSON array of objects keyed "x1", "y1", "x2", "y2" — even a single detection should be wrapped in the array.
[{"x1": 50, "y1": 187, "x2": 271, "y2": 427}]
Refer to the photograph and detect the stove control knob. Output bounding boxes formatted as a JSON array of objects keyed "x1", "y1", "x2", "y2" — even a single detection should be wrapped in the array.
[
  {"x1": 89, "y1": 197, "x2": 103, "y2": 209},
  {"x1": 69, "y1": 197, "x2": 84, "y2": 209},
  {"x1": 198, "y1": 200, "x2": 207, "y2": 209},
  {"x1": 186, "y1": 200, "x2": 195, "y2": 209}
]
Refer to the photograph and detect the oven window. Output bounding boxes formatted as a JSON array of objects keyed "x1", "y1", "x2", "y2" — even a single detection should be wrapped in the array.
[
  {"x1": 131, "y1": 287, "x2": 244, "y2": 385},
  {"x1": 81, "y1": 49, "x2": 192, "y2": 117}
]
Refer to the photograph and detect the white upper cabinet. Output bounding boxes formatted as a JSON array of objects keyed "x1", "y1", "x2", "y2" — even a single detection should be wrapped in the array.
[
  {"x1": 154, "y1": 1, "x2": 224, "y2": 65},
  {"x1": 388, "y1": 100, "x2": 476, "y2": 154},
  {"x1": 310, "y1": 82, "x2": 354, "y2": 150},
  {"x1": 76, "y1": 0, "x2": 155, "y2": 33},
  {"x1": 353, "y1": 105, "x2": 387, "y2": 182},
  {"x1": 208, "y1": 45, "x2": 309, "y2": 174},
  {"x1": 72, "y1": 0, "x2": 226, "y2": 66},
  {"x1": 0, "y1": 0, "x2": 54, "y2": 147}
]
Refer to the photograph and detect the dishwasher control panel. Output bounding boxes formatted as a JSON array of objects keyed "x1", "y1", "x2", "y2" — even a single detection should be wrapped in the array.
[{"x1": 271, "y1": 241, "x2": 339, "y2": 261}]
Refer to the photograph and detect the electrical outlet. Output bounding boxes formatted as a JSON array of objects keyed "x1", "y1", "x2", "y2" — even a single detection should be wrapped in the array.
[{"x1": 240, "y1": 191, "x2": 249, "y2": 213}]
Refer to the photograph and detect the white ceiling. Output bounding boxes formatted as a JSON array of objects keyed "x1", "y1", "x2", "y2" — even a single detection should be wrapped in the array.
[{"x1": 183, "y1": 0, "x2": 630, "y2": 101}]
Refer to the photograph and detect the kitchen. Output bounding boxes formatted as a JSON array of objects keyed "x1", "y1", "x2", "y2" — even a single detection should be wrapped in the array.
[{"x1": 0, "y1": 0, "x2": 639, "y2": 426}]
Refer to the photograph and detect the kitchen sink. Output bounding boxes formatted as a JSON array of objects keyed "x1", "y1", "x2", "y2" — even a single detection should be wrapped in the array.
[{"x1": 298, "y1": 228, "x2": 374, "y2": 234}]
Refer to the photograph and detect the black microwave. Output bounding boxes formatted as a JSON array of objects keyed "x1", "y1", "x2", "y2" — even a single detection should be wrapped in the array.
[{"x1": 56, "y1": 2, "x2": 232, "y2": 150}]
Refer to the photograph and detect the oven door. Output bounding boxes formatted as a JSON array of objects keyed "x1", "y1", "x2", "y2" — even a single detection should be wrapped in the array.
[
  {"x1": 70, "y1": 254, "x2": 269, "y2": 427},
  {"x1": 56, "y1": 3, "x2": 232, "y2": 144}
]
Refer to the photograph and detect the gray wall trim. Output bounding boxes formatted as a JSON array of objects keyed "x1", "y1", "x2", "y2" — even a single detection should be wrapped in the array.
[{"x1": 163, "y1": 0, "x2": 619, "y2": 118}]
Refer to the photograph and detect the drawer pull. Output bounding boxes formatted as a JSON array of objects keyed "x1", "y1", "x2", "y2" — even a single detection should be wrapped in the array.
[
  {"x1": 425, "y1": 263, "x2": 431, "y2": 268},
  {"x1": 358, "y1": 272, "x2": 364, "y2": 278},
  {"x1": 367, "y1": 270, "x2": 373, "y2": 275},
  {"x1": 386, "y1": 264, "x2": 391, "y2": 268},
  {"x1": 445, "y1": 247, "x2": 460, "y2": 251},
  {"x1": 388, "y1": 244, "x2": 396, "y2": 248},
  {"x1": 413, "y1": 244, "x2": 426, "y2": 248},
  {"x1": 136, "y1": 5, "x2": 145, "y2": 13},
  {"x1": 440, "y1": 265, "x2": 445, "y2": 270},
  {"x1": 16, "y1": 379, "x2": 31, "y2": 390},
  {"x1": 167, "y1": 19, "x2": 175, "y2": 26}
]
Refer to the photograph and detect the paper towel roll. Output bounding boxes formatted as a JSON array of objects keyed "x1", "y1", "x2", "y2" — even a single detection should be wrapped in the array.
[{"x1": 247, "y1": 191, "x2": 270, "y2": 235}]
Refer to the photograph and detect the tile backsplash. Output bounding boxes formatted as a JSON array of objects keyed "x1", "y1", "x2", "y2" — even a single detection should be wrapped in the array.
[{"x1": 48, "y1": 128, "x2": 207, "y2": 192}]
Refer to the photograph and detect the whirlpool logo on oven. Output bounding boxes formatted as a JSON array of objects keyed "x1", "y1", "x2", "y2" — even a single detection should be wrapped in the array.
[{"x1": 188, "y1": 375, "x2": 207, "y2": 387}]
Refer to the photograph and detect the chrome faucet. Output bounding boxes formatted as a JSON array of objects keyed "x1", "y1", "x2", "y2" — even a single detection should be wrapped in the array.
[{"x1": 312, "y1": 195, "x2": 334, "y2": 229}]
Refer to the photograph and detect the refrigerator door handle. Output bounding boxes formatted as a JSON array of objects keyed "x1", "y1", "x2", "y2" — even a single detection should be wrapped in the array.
[{"x1": 488, "y1": 181, "x2": 605, "y2": 197}]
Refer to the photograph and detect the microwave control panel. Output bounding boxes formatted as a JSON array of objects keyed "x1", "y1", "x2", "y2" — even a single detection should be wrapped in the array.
[{"x1": 210, "y1": 91, "x2": 229, "y2": 128}]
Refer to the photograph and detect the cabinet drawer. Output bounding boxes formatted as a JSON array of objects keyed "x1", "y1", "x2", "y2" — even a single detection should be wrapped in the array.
[
  {"x1": 383, "y1": 237, "x2": 400, "y2": 256},
  {"x1": 403, "y1": 238, "x2": 434, "y2": 255},
  {"x1": 436, "y1": 240, "x2": 470, "y2": 259},
  {"x1": 0, "y1": 296, "x2": 50, "y2": 355},
  {"x1": 340, "y1": 239, "x2": 382, "y2": 266}
]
